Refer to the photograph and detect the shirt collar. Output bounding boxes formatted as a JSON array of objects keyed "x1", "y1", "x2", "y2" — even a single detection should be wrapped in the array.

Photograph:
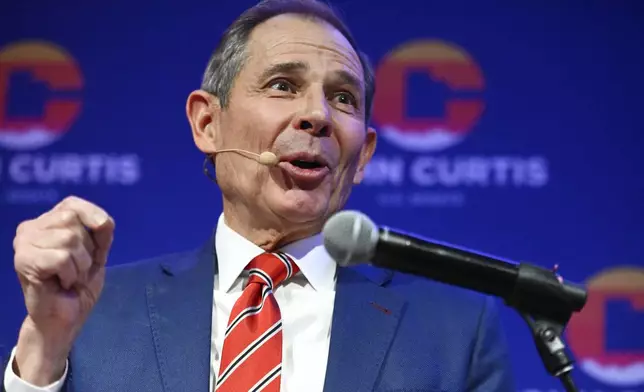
[{"x1": 214, "y1": 213, "x2": 336, "y2": 292}]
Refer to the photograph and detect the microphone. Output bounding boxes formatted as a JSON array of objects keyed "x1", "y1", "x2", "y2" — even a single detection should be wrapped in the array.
[
  {"x1": 322, "y1": 210, "x2": 587, "y2": 320},
  {"x1": 210, "y1": 149, "x2": 279, "y2": 166},
  {"x1": 323, "y1": 209, "x2": 588, "y2": 391}
]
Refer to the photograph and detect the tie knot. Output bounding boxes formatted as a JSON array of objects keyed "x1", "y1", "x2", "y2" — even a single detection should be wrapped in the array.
[{"x1": 245, "y1": 252, "x2": 300, "y2": 290}]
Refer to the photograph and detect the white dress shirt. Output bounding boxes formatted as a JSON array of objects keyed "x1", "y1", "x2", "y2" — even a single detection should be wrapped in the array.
[{"x1": 4, "y1": 213, "x2": 337, "y2": 392}]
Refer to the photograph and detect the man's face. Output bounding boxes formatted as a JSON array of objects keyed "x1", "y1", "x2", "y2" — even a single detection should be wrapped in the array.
[{"x1": 193, "y1": 14, "x2": 376, "y2": 227}]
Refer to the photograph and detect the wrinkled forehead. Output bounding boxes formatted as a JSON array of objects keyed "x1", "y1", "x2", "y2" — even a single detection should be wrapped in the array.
[{"x1": 244, "y1": 14, "x2": 364, "y2": 88}]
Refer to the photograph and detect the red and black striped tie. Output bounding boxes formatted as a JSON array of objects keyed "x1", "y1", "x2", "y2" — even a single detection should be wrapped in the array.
[{"x1": 215, "y1": 252, "x2": 299, "y2": 392}]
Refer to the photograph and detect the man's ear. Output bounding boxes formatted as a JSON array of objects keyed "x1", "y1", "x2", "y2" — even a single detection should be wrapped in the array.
[
  {"x1": 186, "y1": 89, "x2": 220, "y2": 154},
  {"x1": 353, "y1": 127, "x2": 377, "y2": 184}
]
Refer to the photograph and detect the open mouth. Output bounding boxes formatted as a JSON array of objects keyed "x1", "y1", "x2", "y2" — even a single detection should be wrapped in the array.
[
  {"x1": 278, "y1": 153, "x2": 330, "y2": 185},
  {"x1": 289, "y1": 159, "x2": 325, "y2": 169}
]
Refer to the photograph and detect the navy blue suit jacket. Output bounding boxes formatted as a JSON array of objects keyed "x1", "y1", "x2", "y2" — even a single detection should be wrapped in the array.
[{"x1": 5, "y1": 234, "x2": 514, "y2": 391}]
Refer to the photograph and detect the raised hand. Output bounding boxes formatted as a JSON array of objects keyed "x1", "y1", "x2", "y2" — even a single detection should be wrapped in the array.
[{"x1": 12, "y1": 196, "x2": 115, "y2": 385}]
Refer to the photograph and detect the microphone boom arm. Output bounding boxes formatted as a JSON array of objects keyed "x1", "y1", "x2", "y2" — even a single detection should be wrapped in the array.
[{"x1": 375, "y1": 227, "x2": 587, "y2": 392}]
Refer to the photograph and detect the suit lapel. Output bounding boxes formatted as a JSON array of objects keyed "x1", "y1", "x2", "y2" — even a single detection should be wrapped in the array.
[
  {"x1": 146, "y1": 236, "x2": 216, "y2": 392},
  {"x1": 323, "y1": 266, "x2": 406, "y2": 392}
]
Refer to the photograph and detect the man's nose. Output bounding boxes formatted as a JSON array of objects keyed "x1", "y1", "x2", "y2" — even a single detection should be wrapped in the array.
[{"x1": 292, "y1": 91, "x2": 332, "y2": 137}]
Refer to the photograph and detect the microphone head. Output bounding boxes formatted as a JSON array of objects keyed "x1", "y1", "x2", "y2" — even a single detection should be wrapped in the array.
[
  {"x1": 258, "y1": 151, "x2": 278, "y2": 166},
  {"x1": 322, "y1": 210, "x2": 379, "y2": 267}
]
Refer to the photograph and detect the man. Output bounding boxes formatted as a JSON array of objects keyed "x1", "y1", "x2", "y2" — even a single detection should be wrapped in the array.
[{"x1": 3, "y1": 0, "x2": 514, "y2": 390}]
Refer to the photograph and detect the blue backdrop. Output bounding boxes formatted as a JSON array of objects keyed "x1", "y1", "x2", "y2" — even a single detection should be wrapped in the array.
[{"x1": 1, "y1": 1, "x2": 643, "y2": 391}]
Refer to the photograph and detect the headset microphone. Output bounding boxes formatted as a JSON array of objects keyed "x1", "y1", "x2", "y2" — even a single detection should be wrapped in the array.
[
  {"x1": 204, "y1": 123, "x2": 279, "y2": 166},
  {"x1": 211, "y1": 149, "x2": 279, "y2": 166}
]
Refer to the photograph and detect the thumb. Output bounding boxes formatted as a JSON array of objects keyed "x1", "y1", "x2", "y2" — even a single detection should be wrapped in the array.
[{"x1": 91, "y1": 216, "x2": 115, "y2": 266}]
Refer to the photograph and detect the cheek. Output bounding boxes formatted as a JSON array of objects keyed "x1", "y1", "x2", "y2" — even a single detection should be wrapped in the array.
[
  {"x1": 336, "y1": 122, "x2": 367, "y2": 167},
  {"x1": 327, "y1": 131, "x2": 364, "y2": 195},
  {"x1": 220, "y1": 105, "x2": 286, "y2": 157},
  {"x1": 250, "y1": 99, "x2": 293, "y2": 139}
]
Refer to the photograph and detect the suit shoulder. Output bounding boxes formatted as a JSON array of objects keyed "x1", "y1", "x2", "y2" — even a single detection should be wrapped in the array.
[
  {"x1": 87, "y1": 246, "x2": 204, "y2": 322},
  {"x1": 103, "y1": 246, "x2": 202, "y2": 287}
]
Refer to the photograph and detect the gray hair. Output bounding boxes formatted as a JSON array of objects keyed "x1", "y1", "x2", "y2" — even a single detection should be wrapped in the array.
[{"x1": 200, "y1": 0, "x2": 376, "y2": 122}]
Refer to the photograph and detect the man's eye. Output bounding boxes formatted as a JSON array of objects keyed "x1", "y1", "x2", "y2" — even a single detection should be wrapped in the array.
[
  {"x1": 269, "y1": 80, "x2": 294, "y2": 92},
  {"x1": 334, "y1": 92, "x2": 357, "y2": 107}
]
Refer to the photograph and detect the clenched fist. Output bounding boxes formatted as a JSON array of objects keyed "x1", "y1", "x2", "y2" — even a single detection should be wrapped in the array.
[{"x1": 11, "y1": 195, "x2": 115, "y2": 386}]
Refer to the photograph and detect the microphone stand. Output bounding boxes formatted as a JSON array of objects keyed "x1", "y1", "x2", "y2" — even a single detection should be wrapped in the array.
[
  {"x1": 504, "y1": 263, "x2": 587, "y2": 392},
  {"x1": 325, "y1": 211, "x2": 589, "y2": 390}
]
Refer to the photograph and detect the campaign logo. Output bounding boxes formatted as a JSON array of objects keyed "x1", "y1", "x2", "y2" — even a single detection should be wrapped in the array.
[
  {"x1": 361, "y1": 38, "x2": 548, "y2": 208},
  {"x1": 0, "y1": 40, "x2": 140, "y2": 205},
  {"x1": 566, "y1": 267, "x2": 644, "y2": 387},
  {"x1": 372, "y1": 39, "x2": 485, "y2": 152},
  {"x1": 0, "y1": 40, "x2": 83, "y2": 151}
]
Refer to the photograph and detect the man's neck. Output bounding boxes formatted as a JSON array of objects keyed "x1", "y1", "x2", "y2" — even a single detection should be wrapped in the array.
[{"x1": 221, "y1": 200, "x2": 322, "y2": 251}]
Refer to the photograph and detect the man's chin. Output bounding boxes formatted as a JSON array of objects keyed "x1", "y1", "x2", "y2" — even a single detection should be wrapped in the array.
[{"x1": 270, "y1": 189, "x2": 330, "y2": 224}]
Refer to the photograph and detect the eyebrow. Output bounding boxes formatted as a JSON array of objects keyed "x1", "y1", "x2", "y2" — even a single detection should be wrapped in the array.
[
  {"x1": 258, "y1": 60, "x2": 365, "y2": 100},
  {"x1": 329, "y1": 69, "x2": 364, "y2": 94}
]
